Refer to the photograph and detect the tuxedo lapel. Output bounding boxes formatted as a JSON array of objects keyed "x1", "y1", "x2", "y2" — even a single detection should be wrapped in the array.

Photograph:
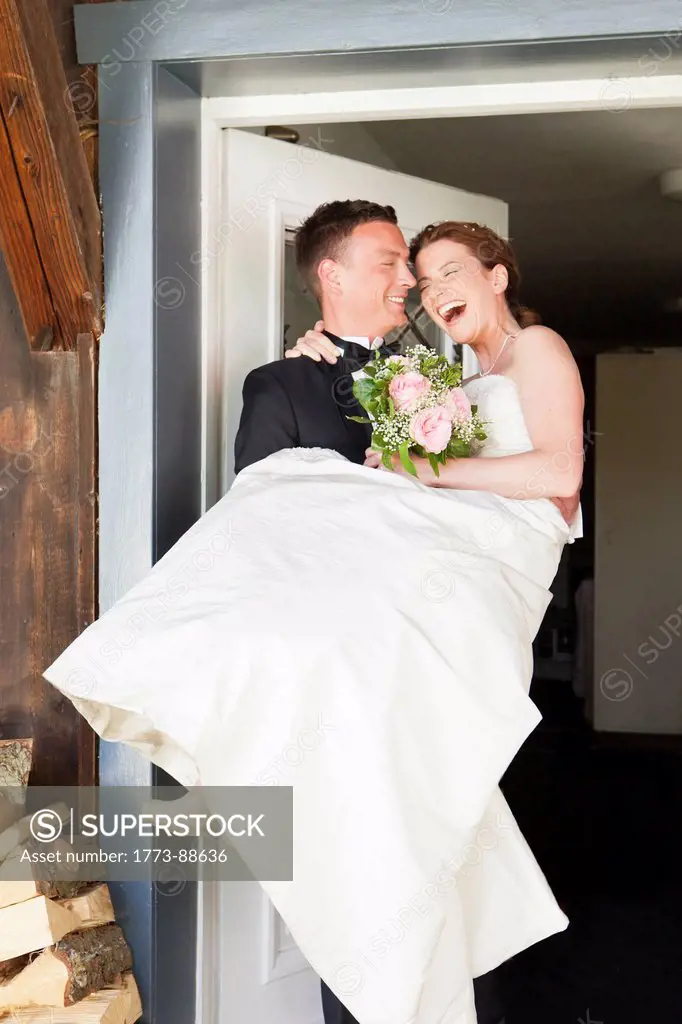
[{"x1": 322, "y1": 338, "x2": 372, "y2": 453}]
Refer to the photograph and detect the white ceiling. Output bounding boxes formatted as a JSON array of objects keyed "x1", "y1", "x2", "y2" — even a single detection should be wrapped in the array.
[{"x1": 363, "y1": 109, "x2": 682, "y2": 350}]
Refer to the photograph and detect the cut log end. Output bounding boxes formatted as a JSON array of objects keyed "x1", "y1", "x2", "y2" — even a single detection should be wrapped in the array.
[
  {"x1": 0, "y1": 740, "x2": 33, "y2": 788},
  {"x1": 56, "y1": 924, "x2": 133, "y2": 1005},
  {"x1": 0, "y1": 970, "x2": 141, "y2": 1022},
  {"x1": 37, "y1": 878, "x2": 93, "y2": 901},
  {"x1": 0, "y1": 924, "x2": 133, "y2": 1014}
]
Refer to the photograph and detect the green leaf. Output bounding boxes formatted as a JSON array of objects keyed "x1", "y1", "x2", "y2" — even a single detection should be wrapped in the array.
[
  {"x1": 346, "y1": 415, "x2": 373, "y2": 423},
  {"x1": 448, "y1": 438, "x2": 472, "y2": 458},
  {"x1": 381, "y1": 450, "x2": 394, "y2": 470},
  {"x1": 427, "y1": 453, "x2": 441, "y2": 477},
  {"x1": 363, "y1": 363, "x2": 378, "y2": 378},
  {"x1": 352, "y1": 378, "x2": 376, "y2": 408},
  {"x1": 398, "y1": 441, "x2": 418, "y2": 478}
]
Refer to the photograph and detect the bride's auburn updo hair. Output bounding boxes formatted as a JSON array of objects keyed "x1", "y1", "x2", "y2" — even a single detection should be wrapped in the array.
[{"x1": 408, "y1": 221, "x2": 542, "y2": 329}]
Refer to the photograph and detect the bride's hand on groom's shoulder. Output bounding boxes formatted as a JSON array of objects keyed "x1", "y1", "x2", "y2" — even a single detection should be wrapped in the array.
[{"x1": 285, "y1": 321, "x2": 340, "y2": 363}]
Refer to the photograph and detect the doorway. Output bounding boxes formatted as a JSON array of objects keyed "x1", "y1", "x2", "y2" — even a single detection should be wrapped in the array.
[
  {"x1": 205, "y1": 92, "x2": 682, "y2": 1024},
  {"x1": 71, "y1": 1, "x2": 682, "y2": 1015}
]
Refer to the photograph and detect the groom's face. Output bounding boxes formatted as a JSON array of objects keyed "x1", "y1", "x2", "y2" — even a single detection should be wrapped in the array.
[{"x1": 325, "y1": 221, "x2": 416, "y2": 334}]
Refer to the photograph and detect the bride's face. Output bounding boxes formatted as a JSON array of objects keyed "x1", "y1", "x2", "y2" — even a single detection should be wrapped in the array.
[{"x1": 415, "y1": 239, "x2": 506, "y2": 346}]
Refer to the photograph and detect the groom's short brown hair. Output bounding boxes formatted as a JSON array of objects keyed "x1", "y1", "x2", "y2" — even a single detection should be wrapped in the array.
[{"x1": 295, "y1": 199, "x2": 398, "y2": 300}]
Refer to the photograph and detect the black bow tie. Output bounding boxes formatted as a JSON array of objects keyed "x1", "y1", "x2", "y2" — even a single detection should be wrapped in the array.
[{"x1": 323, "y1": 331, "x2": 401, "y2": 366}]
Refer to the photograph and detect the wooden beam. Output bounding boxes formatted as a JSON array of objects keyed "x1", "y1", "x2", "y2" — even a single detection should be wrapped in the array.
[
  {"x1": 0, "y1": 264, "x2": 98, "y2": 787},
  {"x1": 49, "y1": 0, "x2": 117, "y2": 193},
  {"x1": 26, "y1": 350, "x2": 92, "y2": 785},
  {"x1": 0, "y1": 0, "x2": 102, "y2": 351},
  {"x1": 0, "y1": 108, "x2": 56, "y2": 348}
]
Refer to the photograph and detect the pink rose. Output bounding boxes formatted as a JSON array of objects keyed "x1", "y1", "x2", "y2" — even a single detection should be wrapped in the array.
[
  {"x1": 388, "y1": 355, "x2": 410, "y2": 366},
  {"x1": 443, "y1": 387, "x2": 471, "y2": 423},
  {"x1": 389, "y1": 371, "x2": 431, "y2": 412},
  {"x1": 410, "y1": 406, "x2": 453, "y2": 454}
]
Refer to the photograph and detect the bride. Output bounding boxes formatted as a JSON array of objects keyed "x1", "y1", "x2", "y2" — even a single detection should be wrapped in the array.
[
  {"x1": 287, "y1": 218, "x2": 584, "y2": 516},
  {"x1": 45, "y1": 215, "x2": 583, "y2": 1024}
]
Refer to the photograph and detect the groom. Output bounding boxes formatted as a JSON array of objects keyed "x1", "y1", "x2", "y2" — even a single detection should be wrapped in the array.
[
  {"x1": 234, "y1": 199, "x2": 506, "y2": 1024},
  {"x1": 234, "y1": 199, "x2": 413, "y2": 474}
]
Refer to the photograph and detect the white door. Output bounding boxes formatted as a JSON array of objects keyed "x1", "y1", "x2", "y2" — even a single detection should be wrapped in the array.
[
  {"x1": 217, "y1": 128, "x2": 508, "y2": 495},
  {"x1": 212, "y1": 128, "x2": 508, "y2": 1024}
]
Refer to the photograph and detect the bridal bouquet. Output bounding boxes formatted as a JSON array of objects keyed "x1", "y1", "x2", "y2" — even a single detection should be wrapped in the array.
[{"x1": 350, "y1": 344, "x2": 487, "y2": 477}]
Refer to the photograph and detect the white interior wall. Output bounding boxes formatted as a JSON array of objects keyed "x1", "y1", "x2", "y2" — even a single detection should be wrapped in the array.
[{"x1": 595, "y1": 350, "x2": 682, "y2": 733}]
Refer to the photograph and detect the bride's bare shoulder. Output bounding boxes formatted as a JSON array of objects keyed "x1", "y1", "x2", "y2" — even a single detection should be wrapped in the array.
[
  {"x1": 515, "y1": 324, "x2": 567, "y2": 349},
  {"x1": 509, "y1": 326, "x2": 583, "y2": 416},
  {"x1": 513, "y1": 325, "x2": 576, "y2": 369}
]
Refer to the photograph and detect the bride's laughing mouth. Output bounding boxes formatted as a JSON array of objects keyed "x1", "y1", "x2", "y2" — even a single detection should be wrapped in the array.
[{"x1": 437, "y1": 299, "x2": 466, "y2": 325}]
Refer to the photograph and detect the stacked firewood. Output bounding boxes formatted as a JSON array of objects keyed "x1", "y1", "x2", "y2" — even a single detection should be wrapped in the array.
[{"x1": 0, "y1": 741, "x2": 141, "y2": 1023}]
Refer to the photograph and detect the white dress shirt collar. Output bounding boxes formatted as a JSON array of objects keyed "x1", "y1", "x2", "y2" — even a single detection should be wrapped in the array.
[{"x1": 340, "y1": 336, "x2": 384, "y2": 350}]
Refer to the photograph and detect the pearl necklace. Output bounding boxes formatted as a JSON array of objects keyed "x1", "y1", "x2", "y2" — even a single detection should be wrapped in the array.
[{"x1": 479, "y1": 332, "x2": 517, "y2": 377}]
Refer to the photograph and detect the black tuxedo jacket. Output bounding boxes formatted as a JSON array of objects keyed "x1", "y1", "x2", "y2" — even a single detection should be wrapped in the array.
[{"x1": 234, "y1": 335, "x2": 391, "y2": 474}]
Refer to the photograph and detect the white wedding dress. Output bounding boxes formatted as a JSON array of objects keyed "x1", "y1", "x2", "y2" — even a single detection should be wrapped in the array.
[{"x1": 44, "y1": 373, "x2": 580, "y2": 1024}]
